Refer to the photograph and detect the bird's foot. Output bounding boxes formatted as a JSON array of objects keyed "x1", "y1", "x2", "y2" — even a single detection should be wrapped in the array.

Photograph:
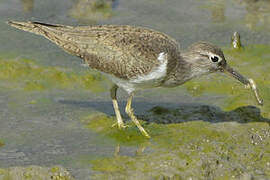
[
  {"x1": 140, "y1": 128, "x2": 151, "y2": 138},
  {"x1": 112, "y1": 122, "x2": 129, "y2": 129}
]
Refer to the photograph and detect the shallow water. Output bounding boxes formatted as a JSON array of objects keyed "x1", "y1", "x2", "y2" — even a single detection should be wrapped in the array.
[{"x1": 0, "y1": 0, "x2": 269, "y2": 179}]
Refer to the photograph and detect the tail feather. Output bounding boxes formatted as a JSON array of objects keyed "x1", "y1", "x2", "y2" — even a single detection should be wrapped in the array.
[
  {"x1": 7, "y1": 21, "x2": 82, "y2": 56},
  {"x1": 31, "y1": 21, "x2": 61, "y2": 27},
  {"x1": 7, "y1": 21, "x2": 63, "y2": 35},
  {"x1": 7, "y1": 20, "x2": 67, "y2": 47},
  {"x1": 7, "y1": 21, "x2": 36, "y2": 32}
]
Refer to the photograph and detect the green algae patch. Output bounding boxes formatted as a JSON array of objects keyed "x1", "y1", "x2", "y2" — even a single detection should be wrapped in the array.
[
  {"x1": 81, "y1": 113, "x2": 153, "y2": 146},
  {"x1": 90, "y1": 120, "x2": 270, "y2": 179},
  {"x1": 184, "y1": 44, "x2": 270, "y2": 117},
  {"x1": 0, "y1": 165, "x2": 74, "y2": 180},
  {"x1": 86, "y1": 104, "x2": 270, "y2": 179},
  {"x1": 0, "y1": 58, "x2": 106, "y2": 92}
]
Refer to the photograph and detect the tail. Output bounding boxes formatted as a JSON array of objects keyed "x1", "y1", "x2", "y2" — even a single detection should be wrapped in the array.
[
  {"x1": 7, "y1": 21, "x2": 83, "y2": 57},
  {"x1": 7, "y1": 21, "x2": 63, "y2": 36}
]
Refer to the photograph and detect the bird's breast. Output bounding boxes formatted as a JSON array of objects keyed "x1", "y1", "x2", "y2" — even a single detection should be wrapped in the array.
[{"x1": 106, "y1": 52, "x2": 169, "y2": 94}]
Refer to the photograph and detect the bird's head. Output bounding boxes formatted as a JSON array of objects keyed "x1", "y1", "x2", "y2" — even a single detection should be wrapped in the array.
[{"x1": 185, "y1": 42, "x2": 250, "y2": 85}]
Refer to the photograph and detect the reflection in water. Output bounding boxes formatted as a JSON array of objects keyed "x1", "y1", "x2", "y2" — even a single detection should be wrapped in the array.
[
  {"x1": 238, "y1": 0, "x2": 270, "y2": 30},
  {"x1": 70, "y1": 0, "x2": 118, "y2": 24},
  {"x1": 203, "y1": 0, "x2": 270, "y2": 30},
  {"x1": 0, "y1": 141, "x2": 4, "y2": 147},
  {"x1": 135, "y1": 145, "x2": 146, "y2": 156},
  {"x1": 111, "y1": 0, "x2": 119, "y2": 9},
  {"x1": 114, "y1": 144, "x2": 120, "y2": 156},
  {"x1": 21, "y1": 0, "x2": 34, "y2": 13},
  {"x1": 114, "y1": 144, "x2": 146, "y2": 157},
  {"x1": 209, "y1": 0, "x2": 225, "y2": 23}
]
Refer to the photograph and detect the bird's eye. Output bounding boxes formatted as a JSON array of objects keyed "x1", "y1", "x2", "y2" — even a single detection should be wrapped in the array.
[{"x1": 211, "y1": 56, "x2": 219, "y2": 62}]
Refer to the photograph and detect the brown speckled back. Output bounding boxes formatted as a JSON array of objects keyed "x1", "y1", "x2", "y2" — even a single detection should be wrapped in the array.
[{"x1": 8, "y1": 21, "x2": 181, "y2": 80}]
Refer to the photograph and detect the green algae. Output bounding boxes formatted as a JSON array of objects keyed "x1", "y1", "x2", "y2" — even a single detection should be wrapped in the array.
[
  {"x1": 0, "y1": 166, "x2": 74, "y2": 180},
  {"x1": 87, "y1": 115, "x2": 270, "y2": 179},
  {"x1": 0, "y1": 58, "x2": 106, "y2": 93},
  {"x1": 81, "y1": 113, "x2": 152, "y2": 146},
  {"x1": 82, "y1": 85, "x2": 270, "y2": 179},
  {"x1": 81, "y1": 106, "x2": 270, "y2": 178},
  {"x1": 184, "y1": 44, "x2": 270, "y2": 118}
]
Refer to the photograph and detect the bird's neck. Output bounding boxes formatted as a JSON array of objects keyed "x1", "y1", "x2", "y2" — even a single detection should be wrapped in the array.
[
  {"x1": 181, "y1": 51, "x2": 210, "y2": 78},
  {"x1": 162, "y1": 52, "x2": 209, "y2": 87}
]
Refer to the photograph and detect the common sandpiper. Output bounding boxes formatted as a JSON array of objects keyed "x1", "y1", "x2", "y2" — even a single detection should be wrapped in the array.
[{"x1": 7, "y1": 21, "x2": 263, "y2": 138}]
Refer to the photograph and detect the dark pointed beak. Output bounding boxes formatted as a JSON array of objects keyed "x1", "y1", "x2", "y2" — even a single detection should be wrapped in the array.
[
  {"x1": 219, "y1": 61, "x2": 263, "y2": 106},
  {"x1": 221, "y1": 63, "x2": 250, "y2": 85}
]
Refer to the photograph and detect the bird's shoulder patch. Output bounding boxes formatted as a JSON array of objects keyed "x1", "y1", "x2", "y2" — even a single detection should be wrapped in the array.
[{"x1": 131, "y1": 52, "x2": 168, "y2": 83}]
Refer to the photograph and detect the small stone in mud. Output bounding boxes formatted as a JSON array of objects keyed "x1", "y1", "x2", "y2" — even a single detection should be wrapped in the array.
[{"x1": 231, "y1": 31, "x2": 242, "y2": 50}]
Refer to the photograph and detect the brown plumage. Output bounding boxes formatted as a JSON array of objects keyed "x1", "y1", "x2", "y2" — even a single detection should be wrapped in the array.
[
  {"x1": 7, "y1": 21, "x2": 262, "y2": 138},
  {"x1": 8, "y1": 21, "x2": 180, "y2": 80}
]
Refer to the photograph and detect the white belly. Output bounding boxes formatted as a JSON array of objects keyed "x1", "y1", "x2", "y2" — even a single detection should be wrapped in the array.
[
  {"x1": 108, "y1": 52, "x2": 168, "y2": 94},
  {"x1": 109, "y1": 75, "x2": 164, "y2": 94}
]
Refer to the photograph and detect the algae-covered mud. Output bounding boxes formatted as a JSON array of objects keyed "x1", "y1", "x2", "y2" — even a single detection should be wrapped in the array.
[
  {"x1": 0, "y1": 58, "x2": 106, "y2": 92},
  {"x1": 86, "y1": 115, "x2": 270, "y2": 179},
  {"x1": 0, "y1": 166, "x2": 74, "y2": 180}
]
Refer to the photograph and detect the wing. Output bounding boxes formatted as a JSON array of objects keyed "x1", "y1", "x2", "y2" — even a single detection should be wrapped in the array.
[
  {"x1": 71, "y1": 25, "x2": 181, "y2": 79},
  {"x1": 8, "y1": 21, "x2": 181, "y2": 80}
]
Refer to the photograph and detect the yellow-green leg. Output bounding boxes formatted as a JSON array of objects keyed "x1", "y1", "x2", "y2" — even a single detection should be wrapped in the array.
[
  {"x1": 125, "y1": 93, "x2": 150, "y2": 138},
  {"x1": 110, "y1": 84, "x2": 127, "y2": 129}
]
